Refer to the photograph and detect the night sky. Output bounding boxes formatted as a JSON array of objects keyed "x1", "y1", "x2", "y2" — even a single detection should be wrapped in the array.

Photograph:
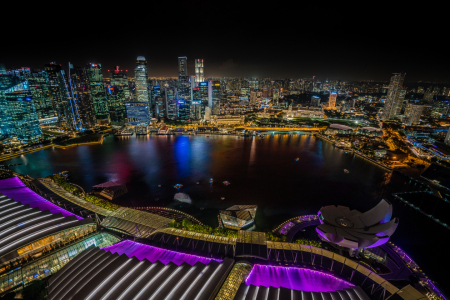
[{"x1": 2, "y1": 3, "x2": 447, "y2": 82}]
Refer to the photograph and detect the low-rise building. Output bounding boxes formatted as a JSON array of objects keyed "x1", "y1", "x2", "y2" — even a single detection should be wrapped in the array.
[
  {"x1": 211, "y1": 115, "x2": 244, "y2": 126},
  {"x1": 325, "y1": 124, "x2": 354, "y2": 135}
]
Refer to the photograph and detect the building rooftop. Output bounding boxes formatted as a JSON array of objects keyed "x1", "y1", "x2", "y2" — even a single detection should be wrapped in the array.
[
  {"x1": 329, "y1": 124, "x2": 353, "y2": 131},
  {"x1": 0, "y1": 177, "x2": 82, "y2": 220}
]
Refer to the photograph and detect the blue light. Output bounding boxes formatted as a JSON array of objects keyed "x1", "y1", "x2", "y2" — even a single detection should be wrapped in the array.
[{"x1": 178, "y1": 101, "x2": 185, "y2": 104}]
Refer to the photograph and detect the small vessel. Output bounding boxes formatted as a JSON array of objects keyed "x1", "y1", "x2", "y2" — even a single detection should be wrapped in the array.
[
  {"x1": 206, "y1": 136, "x2": 210, "y2": 138},
  {"x1": 295, "y1": 158, "x2": 299, "y2": 161},
  {"x1": 158, "y1": 184, "x2": 161, "y2": 187},
  {"x1": 174, "y1": 184, "x2": 183, "y2": 189},
  {"x1": 200, "y1": 207, "x2": 204, "y2": 210},
  {"x1": 210, "y1": 178, "x2": 213, "y2": 183},
  {"x1": 344, "y1": 169, "x2": 350, "y2": 173},
  {"x1": 221, "y1": 197, "x2": 225, "y2": 200},
  {"x1": 155, "y1": 198, "x2": 160, "y2": 201},
  {"x1": 223, "y1": 181, "x2": 230, "y2": 186},
  {"x1": 196, "y1": 182, "x2": 200, "y2": 185}
]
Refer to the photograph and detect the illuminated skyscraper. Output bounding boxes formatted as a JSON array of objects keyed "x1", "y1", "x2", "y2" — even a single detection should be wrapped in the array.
[
  {"x1": 86, "y1": 63, "x2": 109, "y2": 124},
  {"x1": 131, "y1": 56, "x2": 150, "y2": 123},
  {"x1": 208, "y1": 81, "x2": 221, "y2": 115},
  {"x1": 195, "y1": 59, "x2": 204, "y2": 84},
  {"x1": 382, "y1": 73, "x2": 406, "y2": 121},
  {"x1": 25, "y1": 70, "x2": 57, "y2": 122},
  {"x1": 44, "y1": 63, "x2": 65, "y2": 124},
  {"x1": 178, "y1": 56, "x2": 188, "y2": 82},
  {"x1": 404, "y1": 104, "x2": 424, "y2": 125},
  {"x1": 0, "y1": 79, "x2": 42, "y2": 142},
  {"x1": 328, "y1": 92, "x2": 337, "y2": 109},
  {"x1": 165, "y1": 87, "x2": 177, "y2": 120},
  {"x1": 108, "y1": 67, "x2": 128, "y2": 125},
  {"x1": 68, "y1": 64, "x2": 95, "y2": 129}
]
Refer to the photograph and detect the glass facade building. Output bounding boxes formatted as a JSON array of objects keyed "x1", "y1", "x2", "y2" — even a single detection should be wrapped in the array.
[
  {"x1": 0, "y1": 79, "x2": 43, "y2": 142},
  {"x1": 209, "y1": 80, "x2": 221, "y2": 115},
  {"x1": 108, "y1": 68, "x2": 129, "y2": 125},
  {"x1": 0, "y1": 232, "x2": 120, "y2": 294},
  {"x1": 86, "y1": 63, "x2": 109, "y2": 123},
  {"x1": 125, "y1": 102, "x2": 150, "y2": 125}
]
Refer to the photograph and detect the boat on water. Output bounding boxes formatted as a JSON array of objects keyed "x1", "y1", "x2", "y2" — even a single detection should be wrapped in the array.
[
  {"x1": 221, "y1": 197, "x2": 225, "y2": 200},
  {"x1": 196, "y1": 182, "x2": 200, "y2": 185},
  {"x1": 223, "y1": 181, "x2": 230, "y2": 186},
  {"x1": 174, "y1": 184, "x2": 183, "y2": 189},
  {"x1": 210, "y1": 178, "x2": 214, "y2": 183},
  {"x1": 158, "y1": 184, "x2": 161, "y2": 187},
  {"x1": 344, "y1": 169, "x2": 350, "y2": 173},
  {"x1": 295, "y1": 158, "x2": 299, "y2": 161}
]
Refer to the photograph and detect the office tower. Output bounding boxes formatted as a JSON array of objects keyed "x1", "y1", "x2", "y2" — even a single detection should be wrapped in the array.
[
  {"x1": 135, "y1": 56, "x2": 150, "y2": 104},
  {"x1": 208, "y1": 81, "x2": 221, "y2": 115},
  {"x1": 191, "y1": 82, "x2": 209, "y2": 120},
  {"x1": 107, "y1": 67, "x2": 128, "y2": 125},
  {"x1": 178, "y1": 56, "x2": 188, "y2": 82},
  {"x1": 311, "y1": 95, "x2": 321, "y2": 107},
  {"x1": 195, "y1": 59, "x2": 204, "y2": 84},
  {"x1": 165, "y1": 87, "x2": 177, "y2": 120},
  {"x1": 0, "y1": 79, "x2": 42, "y2": 142},
  {"x1": 58, "y1": 67, "x2": 83, "y2": 130},
  {"x1": 328, "y1": 92, "x2": 337, "y2": 109},
  {"x1": 44, "y1": 63, "x2": 66, "y2": 124},
  {"x1": 25, "y1": 70, "x2": 57, "y2": 122},
  {"x1": 155, "y1": 95, "x2": 166, "y2": 119},
  {"x1": 249, "y1": 80, "x2": 259, "y2": 90},
  {"x1": 431, "y1": 100, "x2": 449, "y2": 119},
  {"x1": 381, "y1": 73, "x2": 406, "y2": 121},
  {"x1": 67, "y1": 64, "x2": 96, "y2": 129},
  {"x1": 124, "y1": 102, "x2": 149, "y2": 125},
  {"x1": 150, "y1": 85, "x2": 161, "y2": 118},
  {"x1": 86, "y1": 63, "x2": 109, "y2": 124},
  {"x1": 404, "y1": 104, "x2": 424, "y2": 125}
]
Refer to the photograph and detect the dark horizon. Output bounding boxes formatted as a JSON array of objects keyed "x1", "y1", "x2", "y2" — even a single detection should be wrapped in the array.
[{"x1": 1, "y1": 2, "x2": 447, "y2": 83}]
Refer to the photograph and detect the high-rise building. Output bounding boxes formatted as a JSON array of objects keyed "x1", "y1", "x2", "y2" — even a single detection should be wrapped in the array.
[
  {"x1": 107, "y1": 67, "x2": 128, "y2": 125},
  {"x1": 68, "y1": 64, "x2": 95, "y2": 129},
  {"x1": 135, "y1": 56, "x2": 150, "y2": 104},
  {"x1": 195, "y1": 59, "x2": 204, "y2": 84},
  {"x1": 191, "y1": 82, "x2": 209, "y2": 120},
  {"x1": 44, "y1": 63, "x2": 65, "y2": 124},
  {"x1": 404, "y1": 104, "x2": 424, "y2": 125},
  {"x1": 178, "y1": 56, "x2": 188, "y2": 82},
  {"x1": 328, "y1": 92, "x2": 337, "y2": 109},
  {"x1": 86, "y1": 63, "x2": 109, "y2": 124},
  {"x1": 26, "y1": 70, "x2": 57, "y2": 122},
  {"x1": 208, "y1": 81, "x2": 221, "y2": 115},
  {"x1": 59, "y1": 67, "x2": 83, "y2": 130},
  {"x1": 311, "y1": 95, "x2": 321, "y2": 107},
  {"x1": 151, "y1": 85, "x2": 161, "y2": 118},
  {"x1": 0, "y1": 79, "x2": 42, "y2": 142},
  {"x1": 382, "y1": 73, "x2": 406, "y2": 121},
  {"x1": 125, "y1": 102, "x2": 149, "y2": 125},
  {"x1": 165, "y1": 87, "x2": 177, "y2": 120},
  {"x1": 250, "y1": 91, "x2": 257, "y2": 105}
]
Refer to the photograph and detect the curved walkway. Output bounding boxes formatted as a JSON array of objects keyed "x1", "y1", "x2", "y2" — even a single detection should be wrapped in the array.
[
  {"x1": 287, "y1": 220, "x2": 321, "y2": 242},
  {"x1": 38, "y1": 178, "x2": 112, "y2": 216}
]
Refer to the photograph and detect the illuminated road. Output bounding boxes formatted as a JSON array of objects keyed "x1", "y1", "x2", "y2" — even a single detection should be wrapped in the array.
[{"x1": 241, "y1": 126, "x2": 325, "y2": 131}]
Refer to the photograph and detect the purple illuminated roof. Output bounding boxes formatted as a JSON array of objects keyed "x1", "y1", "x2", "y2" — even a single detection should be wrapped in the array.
[
  {"x1": 102, "y1": 239, "x2": 219, "y2": 266},
  {"x1": 0, "y1": 177, "x2": 83, "y2": 220},
  {"x1": 245, "y1": 265, "x2": 354, "y2": 292}
]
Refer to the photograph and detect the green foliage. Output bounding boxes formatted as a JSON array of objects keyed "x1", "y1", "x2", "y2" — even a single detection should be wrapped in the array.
[
  {"x1": 47, "y1": 174, "x2": 119, "y2": 211},
  {"x1": 266, "y1": 232, "x2": 287, "y2": 242},
  {"x1": 175, "y1": 219, "x2": 238, "y2": 238},
  {"x1": 294, "y1": 238, "x2": 322, "y2": 248}
]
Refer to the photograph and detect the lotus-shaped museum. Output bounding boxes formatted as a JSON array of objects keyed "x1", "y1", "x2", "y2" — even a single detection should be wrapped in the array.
[{"x1": 316, "y1": 199, "x2": 399, "y2": 250}]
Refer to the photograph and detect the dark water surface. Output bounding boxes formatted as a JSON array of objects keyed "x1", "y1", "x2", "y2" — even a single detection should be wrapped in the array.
[{"x1": 3, "y1": 134, "x2": 449, "y2": 291}]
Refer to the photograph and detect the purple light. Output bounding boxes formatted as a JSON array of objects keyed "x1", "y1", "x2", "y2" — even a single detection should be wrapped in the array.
[
  {"x1": 245, "y1": 265, "x2": 354, "y2": 292},
  {"x1": 101, "y1": 240, "x2": 221, "y2": 266},
  {"x1": 0, "y1": 177, "x2": 82, "y2": 220}
]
